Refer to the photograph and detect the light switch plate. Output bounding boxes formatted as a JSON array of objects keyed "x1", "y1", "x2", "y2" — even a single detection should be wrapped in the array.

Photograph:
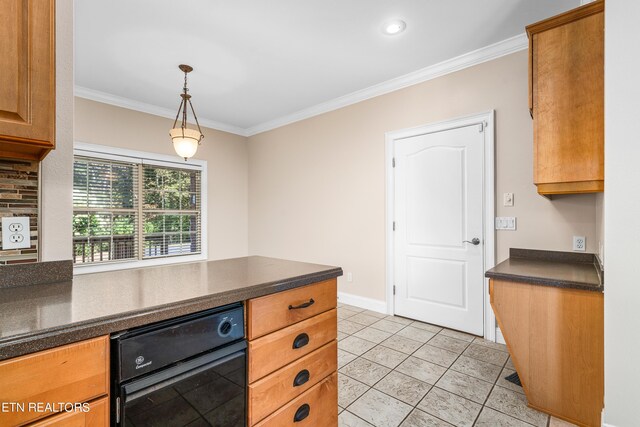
[
  {"x1": 503, "y1": 193, "x2": 514, "y2": 207},
  {"x1": 2, "y1": 217, "x2": 31, "y2": 250},
  {"x1": 495, "y1": 217, "x2": 517, "y2": 230}
]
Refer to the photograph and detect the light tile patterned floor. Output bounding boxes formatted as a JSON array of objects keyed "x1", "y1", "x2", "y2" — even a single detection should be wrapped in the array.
[{"x1": 337, "y1": 303, "x2": 577, "y2": 427}]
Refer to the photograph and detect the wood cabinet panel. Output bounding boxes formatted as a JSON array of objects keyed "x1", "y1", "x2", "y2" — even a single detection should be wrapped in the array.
[
  {"x1": 489, "y1": 280, "x2": 531, "y2": 394},
  {"x1": 490, "y1": 279, "x2": 603, "y2": 427},
  {"x1": 248, "y1": 308, "x2": 337, "y2": 383},
  {"x1": 248, "y1": 340, "x2": 337, "y2": 425},
  {"x1": 0, "y1": 336, "x2": 109, "y2": 426},
  {"x1": 247, "y1": 278, "x2": 337, "y2": 340},
  {"x1": 254, "y1": 372, "x2": 338, "y2": 427},
  {"x1": 0, "y1": 0, "x2": 55, "y2": 161},
  {"x1": 247, "y1": 278, "x2": 338, "y2": 426},
  {"x1": 527, "y1": 1, "x2": 603, "y2": 196},
  {"x1": 29, "y1": 397, "x2": 108, "y2": 427}
]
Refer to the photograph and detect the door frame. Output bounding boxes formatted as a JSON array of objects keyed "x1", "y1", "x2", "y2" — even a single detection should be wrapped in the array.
[{"x1": 385, "y1": 111, "x2": 496, "y2": 341}]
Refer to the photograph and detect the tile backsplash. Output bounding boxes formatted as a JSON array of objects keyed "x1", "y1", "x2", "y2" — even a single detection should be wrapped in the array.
[{"x1": 0, "y1": 159, "x2": 38, "y2": 264}]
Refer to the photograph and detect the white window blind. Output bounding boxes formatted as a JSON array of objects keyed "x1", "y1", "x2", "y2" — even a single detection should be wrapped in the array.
[
  {"x1": 73, "y1": 156, "x2": 139, "y2": 264},
  {"x1": 142, "y1": 164, "x2": 202, "y2": 258},
  {"x1": 73, "y1": 152, "x2": 203, "y2": 266}
]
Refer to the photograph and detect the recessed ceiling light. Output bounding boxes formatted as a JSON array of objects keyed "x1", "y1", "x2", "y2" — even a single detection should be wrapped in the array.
[{"x1": 382, "y1": 19, "x2": 406, "y2": 35}]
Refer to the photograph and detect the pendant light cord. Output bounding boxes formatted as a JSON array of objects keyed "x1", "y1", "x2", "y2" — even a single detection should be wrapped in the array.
[
  {"x1": 171, "y1": 68, "x2": 204, "y2": 142},
  {"x1": 181, "y1": 71, "x2": 189, "y2": 136}
]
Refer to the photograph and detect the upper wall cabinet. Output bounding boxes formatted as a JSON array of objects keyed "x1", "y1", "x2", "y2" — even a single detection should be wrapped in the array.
[
  {"x1": 527, "y1": 1, "x2": 604, "y2": 196},
  {"x1": 0, "y1": 0, "x2": 55, "y2": 161}
]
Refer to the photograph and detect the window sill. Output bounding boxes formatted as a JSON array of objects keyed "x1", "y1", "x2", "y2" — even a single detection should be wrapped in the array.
[{"x1": 73, "y1": 254, "x2": 208, "y2": 275}]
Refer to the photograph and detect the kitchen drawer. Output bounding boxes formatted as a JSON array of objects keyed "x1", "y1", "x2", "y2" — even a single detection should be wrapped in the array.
[
  {"x1": 247, "y1": 278, "x2": 337, "y2": 339},
  {"x1": 0, "y1": 336, "x2": 109, "y2": 426},
  {"x1": 254, "y1": 372, "x2": 338, "y2": 427},
  {"x1": 248, "y1": 309, "x2": 336, "y2": 382},
  {"x1": 29, "y1": 396, "x2": 109, "y2": 427},
  {"x1": 248, "y1": 340, "x2": 337, "y2": 425}
]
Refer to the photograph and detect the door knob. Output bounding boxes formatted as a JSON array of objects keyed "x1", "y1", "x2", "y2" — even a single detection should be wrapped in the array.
[{"x1": 463, "y1": 238, "x2": 480, "y2": 245}]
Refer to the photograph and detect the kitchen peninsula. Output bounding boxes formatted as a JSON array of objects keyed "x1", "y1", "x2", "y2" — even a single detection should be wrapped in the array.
[{"x1": 0, "y1": 256, "x2": 342, "y2": 426}]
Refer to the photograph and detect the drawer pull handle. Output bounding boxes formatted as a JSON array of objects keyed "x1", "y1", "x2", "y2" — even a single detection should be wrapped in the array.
[
  {"x1": 289, "y1": 298, "x2": 315, "y2": 310},
  {"x1": 293, "y1": 403, "x2": 310, "y2": 422},
  {"x1": 293, "y1": 333, "x2": 310, "y2": 349},
  {"x1": 293, "y1": 369, "x2": 310, "y2": 387}
]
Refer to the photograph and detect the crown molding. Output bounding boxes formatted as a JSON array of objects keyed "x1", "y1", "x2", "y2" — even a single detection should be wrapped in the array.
[
  {"x1": 74, "y1": 86, "x2": 250, "y2": 137},
  {"x1": 75, "y1": 33, "x2": 527, "y2": 138},
  {"x1": 245, "y1": 33, "x2": 528, "y2": 136}
]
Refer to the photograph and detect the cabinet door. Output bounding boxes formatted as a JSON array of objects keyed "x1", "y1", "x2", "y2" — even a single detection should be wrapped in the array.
[
  {"x1": 529, "y1": 2, "x2": 604, "y2": 195},
  {"x1": 29, "y1": 397, "x2": 109, "y2": 427},
  {"x1": 0, "y1": 0, "x2": 55, "y2": 161},
  {"x1": 0, "y1": 336, "x2": 109, "y2": 426}
]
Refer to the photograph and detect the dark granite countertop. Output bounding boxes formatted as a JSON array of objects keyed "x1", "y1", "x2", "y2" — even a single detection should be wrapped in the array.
[
  {"x1": 485, "y1": 248, "x2": 603, "y2": 292},
  {"x1": 0, "y1": 256, "x2": 342, "y2": 360}
]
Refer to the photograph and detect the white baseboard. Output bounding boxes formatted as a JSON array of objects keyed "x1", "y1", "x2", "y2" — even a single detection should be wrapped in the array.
[
  {"x1": 337, "y1": 292, "x2": 388, "y2": 314},
  {"x1": 338, "y1": 295, "x2": 506, "y2": 344}
]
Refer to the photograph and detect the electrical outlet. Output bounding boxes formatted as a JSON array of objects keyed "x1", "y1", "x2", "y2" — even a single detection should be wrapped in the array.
[
  {"x1": 10, "y1": 234, "x2": 24, "y2": 243},
  {"x1": 573, "y1": 235, "x2": 586, "y2": 252},
  {"x1": 8, "y1": 222, "x2": 23, "y2": 232},
  {"x1": 347, "y1": 272, "x2": 353, "y2": 282},
  {"x1": 2, "y1": 217, "x2": 31, "y2": 250}
]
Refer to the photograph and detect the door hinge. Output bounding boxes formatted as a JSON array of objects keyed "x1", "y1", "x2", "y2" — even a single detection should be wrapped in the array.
[
  {"x1": 393, "y1": 285, "x2": 396, "y2": 295},
  {"x1": 393, "y1": 221, "x2": 396, "y2": 231},
  {"x1": 479, "y1": 123, "x2": 484, "y2": 132},
  {"x1": 392, "y1": 157, "x2": 396, "y2": 168}
]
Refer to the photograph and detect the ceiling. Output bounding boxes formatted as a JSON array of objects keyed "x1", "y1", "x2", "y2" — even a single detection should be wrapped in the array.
[{"x1": 74, "y1": 0, "x2": 580, "y2": 136}]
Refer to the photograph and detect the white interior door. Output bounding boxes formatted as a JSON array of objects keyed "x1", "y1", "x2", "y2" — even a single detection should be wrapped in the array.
[{"x1": 394, "y1": 123, "x2": 485, "y2": 335}]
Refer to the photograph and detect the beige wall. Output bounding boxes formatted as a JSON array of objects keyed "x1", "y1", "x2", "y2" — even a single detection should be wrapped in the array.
[
  {"x1": 41, "y1": 0, "x2": 74, "y2": 262},
  {"x1": 248, "y1": 50, "x2": 598, "y2": 303},
  {"x1": 70, "y1": 51, "x2": 599, "y2": 305},
  {"x1": 74, "y1": 98, "x2": 249, "y2": 260}
]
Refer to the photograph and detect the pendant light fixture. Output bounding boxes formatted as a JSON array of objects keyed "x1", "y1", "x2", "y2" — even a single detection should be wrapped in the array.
[{"x1": 170, "y1": 64, "x2": 204, "y2": 160}]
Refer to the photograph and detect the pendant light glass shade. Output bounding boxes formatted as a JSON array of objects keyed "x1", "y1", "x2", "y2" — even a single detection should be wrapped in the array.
[
  {"x1": 170, "y1": 64, "x2": 204, "y2": 160},
  {"x1": 170, "y1": 128, "x2": 201, "y2": 159}
]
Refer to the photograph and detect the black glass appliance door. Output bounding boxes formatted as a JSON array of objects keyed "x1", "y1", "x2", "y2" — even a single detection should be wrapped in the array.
[{"x1": 119, "y1": 345, "x2": 245, "y2": 427}]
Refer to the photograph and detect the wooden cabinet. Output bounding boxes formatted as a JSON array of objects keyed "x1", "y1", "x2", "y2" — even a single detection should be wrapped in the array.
[
  {"x1": 0, "y1": 0, "x2": 56, "y2": 161},
  {"x1": 248, "y1": 309, "x2": 337, "y2": 382},
  {"x1": 527, "y1": 1, "x2": 604, "y2": 196},
  {"x1": 29, "y1": 397, "x2": 108, "y2": 427},
  {"x1": 249, "y1": 341, "x2": 337, "y2": 424},
  {"x1": 0, "y1": 336, "x2": 109, "y2": 427},
  {"x1": 247, "y1": 278, "x2": 338, "y2": 426},
  {"x1": 247, "y1": 278, "x2": 337, "y2": 340},
  {"x1": 254, "y1": 373, "x2": 338, "y2": 427},
  {"x1": 490, "y1": 279, "x2": 603, "y2": 427}
]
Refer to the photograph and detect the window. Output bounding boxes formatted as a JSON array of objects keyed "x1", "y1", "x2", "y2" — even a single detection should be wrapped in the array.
[{"x1": 72, "y1": 143, "x2": 207, "y2": 272}]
